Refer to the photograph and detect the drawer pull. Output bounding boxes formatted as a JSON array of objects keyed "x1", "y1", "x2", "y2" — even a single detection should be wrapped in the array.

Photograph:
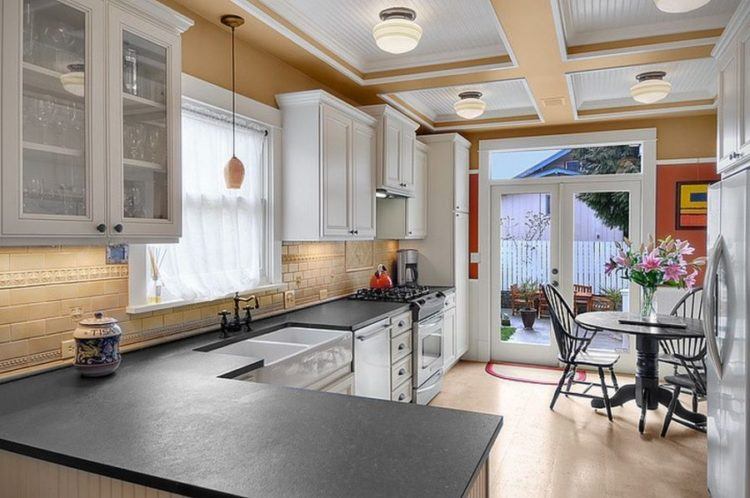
[
  {"x1": 398, "y1": 343, "x2": 405, "y2": 351},
  {"x1": 398, "y1": 320, "x2": 405, "y2": 328},
  {"x1": 398, "y1": 368, "x2": 406, "y2": 376},
  {"x1": 398, "y1": 393, "x2": 406, "y2": 401}
]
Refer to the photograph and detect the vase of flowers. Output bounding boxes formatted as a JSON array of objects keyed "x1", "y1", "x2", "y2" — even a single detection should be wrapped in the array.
[{"x1": 604, "y1": 236, "x2": 705, "y2": 320}]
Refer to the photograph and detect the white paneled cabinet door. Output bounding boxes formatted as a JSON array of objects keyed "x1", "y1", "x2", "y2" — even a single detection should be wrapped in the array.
[
  {"x1": 406, "y1": 144, "x2": 427, "y2": 238},
  {"x1": 717, "y1": 49, "x2": 740, "y2": 173},
  {"x1": 321, "y1": 105, "x2": 352, "y2": 238},
  {"x1": 399, "y1": 122, "x2": 415, "y2": 192},
  {"x1": 383, "y1": 115, "x2": 402, "y2": 190},
  {"x1": 443, "y1": 306, "x2": 456, "y2": 369},
  {"x1": 455, "y1": 213, "x2": 470, "y2": 356},
  {"x1": 108, "y1": 5, "x2": 181, "y2": 240},
  {"x1": 1, "y1": 0, "x2": 107, "y2": 237},
  {"x1": 351, "y1": 122, "x2": 376, "y2": 238},
  {"x1": 454, "y1": 144, "x2": 470, "y2": 213}
]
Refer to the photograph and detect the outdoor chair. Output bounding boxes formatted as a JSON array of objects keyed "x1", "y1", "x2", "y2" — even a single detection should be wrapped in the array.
[
  {"x1": 660, "y1": 287, "x2": 705, "y2": 412},
  {"x1": 509, "y1": 284, "x2": 527, "y2": 316},
  {"x1": 573, "y1": 284, "x2": 593, "y2": 315},
  {"x1": 542, "y1": 284, "x2": 620, "y2": 421}
]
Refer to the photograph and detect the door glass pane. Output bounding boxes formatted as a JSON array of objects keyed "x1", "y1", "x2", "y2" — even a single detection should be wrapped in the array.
[
  {"x1": 122, "y1": 31, "x2": 168, "y2": 220},
  {"x1": 499, "y1": 192, "x2": 551, "y2": 346},
  {"x1": 572, "y1": 191, "x2": 630, "y2": 351},
  {"x1": 490, "y1": 145, "x2": 642, "y2": 180},
  {"x1": 22, "y1": 0, "x2": 87, "y2": 216}
]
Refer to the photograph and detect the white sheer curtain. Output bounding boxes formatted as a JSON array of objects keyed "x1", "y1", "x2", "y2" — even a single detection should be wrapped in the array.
[{"x1": 151, "y1": 103, "x2": 267, "y2": 301}]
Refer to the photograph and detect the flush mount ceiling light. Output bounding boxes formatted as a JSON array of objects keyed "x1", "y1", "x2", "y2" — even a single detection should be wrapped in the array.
[
  {"x1": 60, "y1": 63, "x2": 85, "y2": 97},
  {"x1": 221, "y1": 14, "x2": 245, "y2": 189},
  {"x1": 630, "y1": 71, "x2": 672, "y2": 104},
  {"x1": 653, "y1": 0, "x2": 711, "y2": 13},
  {"x1": 373, "y1": 7, "x2": 422, "y2": 54},
  {"x1": 454, "y1": 91, "x2": 486, "y2": 120}
]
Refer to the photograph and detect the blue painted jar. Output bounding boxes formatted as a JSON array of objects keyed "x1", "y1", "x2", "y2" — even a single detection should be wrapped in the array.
[{"x1": 74, "y1": 312, "x2": 122, "y2": 377}]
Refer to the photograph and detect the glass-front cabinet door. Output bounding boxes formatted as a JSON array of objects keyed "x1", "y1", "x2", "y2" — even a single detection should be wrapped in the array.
[
  {"x1": 1, "y1": 0, "x2": 106, "y2": 236},
  {"x1": 108, "y1": 5, "x2": 181, "y2": 239}
]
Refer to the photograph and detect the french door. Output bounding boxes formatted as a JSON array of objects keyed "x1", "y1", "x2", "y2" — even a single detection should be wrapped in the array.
[{"x1": 490, "y1": 178, "x2": 641, "y2": 369}]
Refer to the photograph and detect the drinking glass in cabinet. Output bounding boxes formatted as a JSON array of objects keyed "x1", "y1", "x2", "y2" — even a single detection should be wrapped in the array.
[
  {"x1": 122, "y1": 31, "x2": 169, "y2": 220},
  {"x1": 21, "y1": 0, "x2": 88, "y2": 218}
]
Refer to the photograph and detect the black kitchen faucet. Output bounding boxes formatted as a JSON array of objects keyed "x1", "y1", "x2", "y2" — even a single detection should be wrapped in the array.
[{"x1": 218, "y1": 292, "x2": 260, "y2": 338}]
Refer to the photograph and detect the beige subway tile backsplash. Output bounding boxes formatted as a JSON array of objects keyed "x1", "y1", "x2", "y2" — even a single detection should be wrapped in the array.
[{"x1": 0, "y1": 240, "x2": 398, "y2": 380}]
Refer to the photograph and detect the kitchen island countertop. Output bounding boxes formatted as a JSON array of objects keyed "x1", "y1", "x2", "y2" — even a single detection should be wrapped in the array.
[{"x1": 0, "y1": 296, "x2": 500, "y2": 498}]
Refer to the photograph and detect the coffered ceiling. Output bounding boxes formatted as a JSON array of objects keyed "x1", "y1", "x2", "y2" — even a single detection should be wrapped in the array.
[
  {"x1": 173, "y1": 0, "x2": 741, "y2": 130},
  {"x1": 253, "y1": 0, "x2": 512, "y2": 73}
]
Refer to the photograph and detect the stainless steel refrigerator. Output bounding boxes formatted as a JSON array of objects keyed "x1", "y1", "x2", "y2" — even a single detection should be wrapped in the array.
[{"x1": 706, "y1": 168, "x2": 749, "y2": 498}]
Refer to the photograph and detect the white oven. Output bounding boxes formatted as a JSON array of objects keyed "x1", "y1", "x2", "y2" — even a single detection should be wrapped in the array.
[{"x1": 413, "y1": 310, "x2": 444, "y2": 404}]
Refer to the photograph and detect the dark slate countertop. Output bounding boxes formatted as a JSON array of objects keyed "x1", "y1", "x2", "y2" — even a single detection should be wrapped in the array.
[{"x1": 0, "y1": 297, "x2": 502, "y2": 498}]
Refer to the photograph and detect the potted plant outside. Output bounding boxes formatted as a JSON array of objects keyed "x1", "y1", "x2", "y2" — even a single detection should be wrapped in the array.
[{"x1": 517, "y1": 280, "x2": 540, "y2": 329}]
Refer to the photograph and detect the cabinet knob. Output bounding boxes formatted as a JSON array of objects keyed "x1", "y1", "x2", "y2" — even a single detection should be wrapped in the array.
[
  {"x1": 398, "y1": 393, "x2": 406, "y2": 401},
  {"x1": 398, "y1": 368, "x2": 406, "y2": 376},
  {"x1": 354, "y1": 229, "x2": 359, "y2": 235},
  {"x1": 113, "y1": 224, "x2": 124, "y2": 233},
  {"x1": 398, "y1": 343, "x2": 405, "y2": 351},
  {"x1": 96, "y1": 223, "x2": 106, "y2": 233},
  {"x1": 398, "y1": 320, "x2": 405, "y2": 328}
]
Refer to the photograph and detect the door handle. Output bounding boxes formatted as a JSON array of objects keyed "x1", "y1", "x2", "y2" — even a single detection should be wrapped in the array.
[
  {"x1": 703, "y1": 235, "x2": 724, "y2": 379},
  {"x1": 356, "y1": 323, "x2": 390, "y2": 341}
]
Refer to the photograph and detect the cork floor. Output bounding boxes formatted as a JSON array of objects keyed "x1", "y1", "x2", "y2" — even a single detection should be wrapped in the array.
[{"x1": 431, "y1": 361, "x2": 708, "y2": 498}]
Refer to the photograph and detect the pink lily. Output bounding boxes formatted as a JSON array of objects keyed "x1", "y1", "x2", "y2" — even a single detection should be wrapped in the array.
[
  {"x1": 636, "y1": 249, "x2": 661, "y2": 272},
  {"x1": 664, "y1": 263, "x2": 687, "y2": 283}
]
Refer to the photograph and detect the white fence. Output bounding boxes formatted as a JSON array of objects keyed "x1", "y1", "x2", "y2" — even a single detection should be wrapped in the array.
[{"x1": 500, "y1": 240, "x2": 624, "y2": 294}]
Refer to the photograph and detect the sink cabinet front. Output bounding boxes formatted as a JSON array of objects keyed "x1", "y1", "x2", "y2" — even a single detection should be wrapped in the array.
[{"x1": 0, "y1": 0, "x2": 191, "y2": 244}]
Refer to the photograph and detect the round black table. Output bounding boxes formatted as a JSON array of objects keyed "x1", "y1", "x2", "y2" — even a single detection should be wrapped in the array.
[{"x1": 575, "y1": 311, "x2": 706, "y2": 433}]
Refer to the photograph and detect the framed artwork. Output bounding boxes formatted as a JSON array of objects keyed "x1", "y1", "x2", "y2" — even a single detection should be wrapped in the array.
[{"x1": 676, "y1": 181, "x2": 711, "y2": 229}]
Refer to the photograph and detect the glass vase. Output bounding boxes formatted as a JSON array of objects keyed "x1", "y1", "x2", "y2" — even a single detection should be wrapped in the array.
[
  {"x1": 148, "y1": 277, "x2": 163, "y2": 304},
  {"x1": 640, "y1": 286, "x2": 657, "y2": 320}
]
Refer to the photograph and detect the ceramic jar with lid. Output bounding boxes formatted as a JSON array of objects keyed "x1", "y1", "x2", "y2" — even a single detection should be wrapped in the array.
[{"x1": 73, "y1": 312, "x2": 122, "y2": 377}]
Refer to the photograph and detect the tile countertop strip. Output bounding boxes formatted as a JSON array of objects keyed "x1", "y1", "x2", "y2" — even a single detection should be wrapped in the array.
[{"x1": 0, "y1": 296, "x2": 500, "y2": 498}]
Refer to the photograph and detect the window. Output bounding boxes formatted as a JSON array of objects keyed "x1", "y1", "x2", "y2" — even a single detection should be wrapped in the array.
[
  {"x1": 490, "y1": 145, "x2": 642, "y2": 180},
  {"x1": 128, "y1": 91, "x2": 279, "y2": 310}
]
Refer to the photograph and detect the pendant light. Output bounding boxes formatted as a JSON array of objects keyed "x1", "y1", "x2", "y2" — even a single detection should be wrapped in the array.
[
  {"x1": 630, "y1": 71, "x2": 672, "y2": 104},
  {"x1": 221, "y1": 14, "x2": 245, "y2": 189},
  {"x1": 373, "y1": 7, "x2": 422, "y2": 54},
  {"x1": 454, "y1": 91, "x2": 486, "y2": 120},
  {"x1": 653, "y1": 0, "x2": 711, "y2": 13}
]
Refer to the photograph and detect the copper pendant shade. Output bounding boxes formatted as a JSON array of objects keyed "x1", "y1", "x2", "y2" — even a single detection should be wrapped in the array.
[{"x1": 221, "y1": 15, "x2": 245, "y2": 189}]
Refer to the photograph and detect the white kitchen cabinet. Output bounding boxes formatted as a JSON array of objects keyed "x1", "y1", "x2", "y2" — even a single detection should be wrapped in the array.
[
  {"x1": 443, "y1": 303, "x2": 456, "y2": 370},
  {"x1": 401, "y1": 133, "x2": 471, "y2": 363},
  {"x1": 713, "y1": 2, "x2": 750, "y2": 173},
  {"x1": 0, "y1": 0, "x2": 191, "y2": 244},
  {"x1": 375, "y1": 140, "x2": 427, "y2": 240},
  {"x1": 360, "y1": 104, "x2": 419, "y2": 197},
  {"x1": 277, "y1": 90, "x2": 377, "y2": 241}
]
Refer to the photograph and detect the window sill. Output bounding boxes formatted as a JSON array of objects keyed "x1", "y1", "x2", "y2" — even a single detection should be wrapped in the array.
[{"x1": 126, "y1": 282, "x2": 286, "y2": 315}]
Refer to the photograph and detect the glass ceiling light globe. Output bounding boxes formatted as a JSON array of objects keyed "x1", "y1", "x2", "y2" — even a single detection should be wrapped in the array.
[
  {"x1": 630, "y1": 71, "x2": 672, "y2": 104},
  {"x1": 373, "y1": 7, "x2": 422, "y2": 54},
  {"x1": 454, "y1": 91, "x2": 486, "y2": 120},
  {"x1": 653, "y1": 0, "x2": 711, "y2": 13}
]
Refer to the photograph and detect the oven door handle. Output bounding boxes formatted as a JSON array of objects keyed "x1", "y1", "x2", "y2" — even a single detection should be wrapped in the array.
[{"x1": 418, "y1": 313, "x2": 444, "y2": 328}]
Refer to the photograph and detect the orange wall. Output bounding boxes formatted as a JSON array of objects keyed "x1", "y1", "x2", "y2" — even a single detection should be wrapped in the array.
[
  {"x1": 462, "y1": 114, "x2": 717, "y2": 279},
  {"x1": 656, "y1": 163, "x2": 719, "y2": 279}
]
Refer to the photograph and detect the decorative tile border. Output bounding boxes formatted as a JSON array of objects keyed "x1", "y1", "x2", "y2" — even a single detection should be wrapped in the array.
[
  {"x1": 0, "y1": 350, "x2": 60, "y2": 374},
  {"x1": 282, "y1": 253, "x2": 343, "y2": 264},
  {"x1": 0, "y1": 265, "x2": 128, "y2": 289}
]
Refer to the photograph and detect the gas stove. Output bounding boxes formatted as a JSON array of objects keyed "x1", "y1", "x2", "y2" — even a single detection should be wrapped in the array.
[{"x1": 349, "y1": 285, "x2": 432, "y2": 303}]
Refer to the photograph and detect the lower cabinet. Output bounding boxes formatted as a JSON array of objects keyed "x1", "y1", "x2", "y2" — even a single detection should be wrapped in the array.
[
  {"x1": 443, "y1": 305, "x2": 457, "y2": 370},
  {"x1": 322, "y1": 372, "x2": 355, "y2": 395},
  {"x1": 390, "y1": 310, "x2": 414, "y2": 402}
]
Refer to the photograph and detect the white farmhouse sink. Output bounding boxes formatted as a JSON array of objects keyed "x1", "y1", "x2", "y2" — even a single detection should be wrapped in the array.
[{"x1": 214, "y1": 327, "x2": 353, "y2": 388}]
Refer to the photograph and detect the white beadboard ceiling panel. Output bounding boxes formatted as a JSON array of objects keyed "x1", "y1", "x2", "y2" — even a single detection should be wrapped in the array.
[
  {"x1": 258, "y1": 0, "x2": 509, "y2": 72},
  {"x1": 570, "y1": 57, "x2": 717, "y2": 110},
  {"x1": 393, "y1": 79, "x2": 537, "y2": 122},
  {"x1": 559, "y1": 0, "x2": 740, "y2": 46}
]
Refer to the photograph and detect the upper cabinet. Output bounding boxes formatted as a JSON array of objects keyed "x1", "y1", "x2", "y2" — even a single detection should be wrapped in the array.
[
  {"x1": 713, "y1": 1, "x2": 750, "y2": 174},
  {"x1": 0, "y1": 0, "x2": 191, "y2": 244},
  {"x1": 277, "y1": 90, "x2": 377, "y2": 241},
  {"x1": 376, "y1": 139, "x2": 427, "y2": 240},
  {"x1": 360, "y1": 105, "x2": 419, "y2": 197}
]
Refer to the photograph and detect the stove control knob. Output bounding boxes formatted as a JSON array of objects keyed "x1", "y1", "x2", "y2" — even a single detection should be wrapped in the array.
[{"x1": 417, "y1": 299, "x2": 426, "y2": 305}]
